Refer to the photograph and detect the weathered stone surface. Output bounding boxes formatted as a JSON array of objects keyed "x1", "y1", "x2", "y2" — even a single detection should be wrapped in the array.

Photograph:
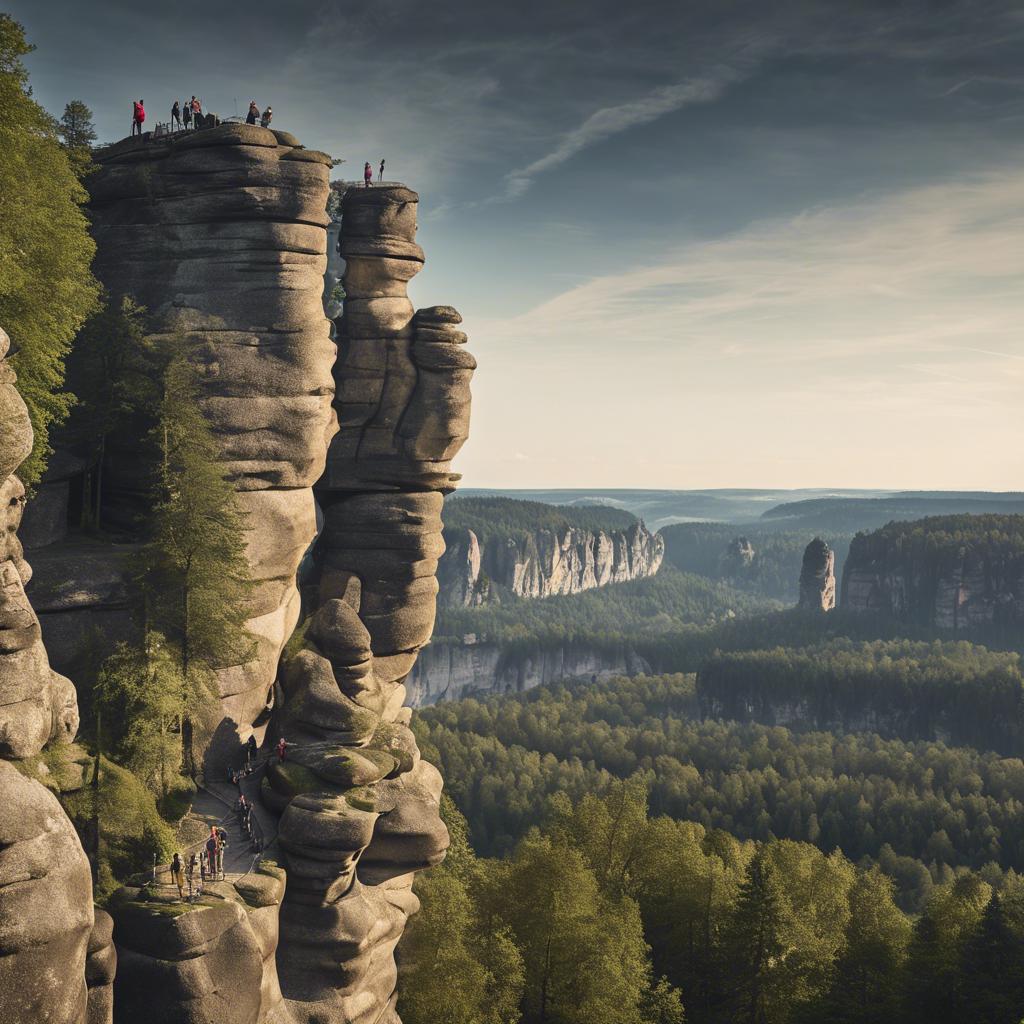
[
  {"x1": 86, "y1": 909, "x2": 117, "y2": 1024},
  {"x1": 438, "y1": 518, "x2": 664, "y2": 607},
  {"x1": 0, "y1": 761, "x2": 94, "y2": 1023},
  {"x1": 268, "y1": 183, "x2": 473, "y2": 1023},
  {"x1": 797, "y1": 537, "x2": 836, "y2": 612},
  {"x1": 88, "y1": 126, "x2": 338, "y2": 768},
  {"x1": 840, "y1": 517, "x2": 1024, "y2": 629},
  {"x1": 0, "y1": 332, "x2": 95, "y2": 1023}
]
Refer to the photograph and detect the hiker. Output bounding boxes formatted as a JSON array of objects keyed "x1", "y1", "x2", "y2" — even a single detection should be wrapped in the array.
[
  {"x1": 363, "y1": 162, "x2": 373, "y2": 187},
  {"x1": 182, "y1": 99, "x2": 192, "y2": 130},
  {"x1": 171, "y1": 852, "x2": 185, "y2": 899},
  {"x1": 378, "y1": 158, "x2": 385, "y2": 182},
  {"x1": 186, "y1": 852, "x2": 198, "y2": 895},
  {"x1": 190, "y1": 96, "x2": 202, "y2": 128},
  {"x1": 260, "y1": 105, "x2": 273, "y2": 128},
  {"x1": 246, "y1": 99, "x2": 259, "y2": 125},
  {"x1": 199, "y1": 845, "x2": 207, "y2": 883},
  {"x1": 172, "y1": 100, "x2": 182, "y2": 130},
  {"x1": 131, "y1": 99, "x2": 145, "y2": 137},
  {"x1": 205, "y1": 827, "x2": 220, "y2": 879},
  {"x1": 246, "y1": 734, "x2": 258, "y2": 766},
  {"x1": 276, "y1": 736, "x2": 288, "y2": 761}
]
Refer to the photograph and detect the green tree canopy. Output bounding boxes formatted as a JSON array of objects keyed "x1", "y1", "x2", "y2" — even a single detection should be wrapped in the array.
[
  {"x1": 58, "y1": 99, "x2": 97, "y2": 178},
  {"x1": 0, "y1": 15, "x2": 99, "y2": 487}
]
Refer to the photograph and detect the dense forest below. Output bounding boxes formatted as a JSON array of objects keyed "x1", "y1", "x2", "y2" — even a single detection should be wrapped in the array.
[
  {"x1": 402, "y1": 776, "x2": 1024, "y2": 1024},
  {"x1": 697, "y1": 639, "x2": 1024, "y2": 752},
  {"x1": 414, "y1": 670, "x2": 1024, "y2": 914}
]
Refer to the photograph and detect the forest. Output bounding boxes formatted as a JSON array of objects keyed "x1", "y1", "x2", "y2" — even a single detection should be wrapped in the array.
[
  {"x1": 400, "y1": 779, "x2": 1024, "y2": 1024},
  {"x1": 659, "y1": 522, "x2": 853, "y2": 601},
  {"x1": 697, "y1": 639, "x2": 1024, "y2": 752},
  {"x1": 442, "y1": 495, "x2": 639, "y2": 544},
  {"x1": 414, "y1": 670, "x2": 1024, "y2": 912}
]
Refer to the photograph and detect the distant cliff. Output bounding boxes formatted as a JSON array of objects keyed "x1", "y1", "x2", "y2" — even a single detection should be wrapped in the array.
[
  {"x1": 407, "y1": 639, "x2": 653, "y2": 705},
  {"x1": 437, "y1": 497, "x2": 664, "y2": 606},
  {"x1": 840, "y1": 514, "x2": 1024, "y2": 630}
]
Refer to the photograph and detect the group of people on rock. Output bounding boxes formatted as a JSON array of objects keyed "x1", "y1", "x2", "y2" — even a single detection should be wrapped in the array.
[
  {"x1": 363, "y1": 158, "x2": 386, "y2": 186},
  {"x1": 170, "y1": 96, "x2": 205, "y2": 131},
  {"x1": 245, "y1": 99, "x2": 273, "y2": 127},
  {"x1": 168, "y1": 824, "x2": 227, "y2": 899}
]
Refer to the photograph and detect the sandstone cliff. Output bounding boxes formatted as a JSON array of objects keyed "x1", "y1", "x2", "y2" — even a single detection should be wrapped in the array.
[
  {"x1": 86, "y1": 124, "x2": 338, "y2": 763},
  {"x1": 4, "y1": 129, "x2": 473, "y2": 1024},
  {"x1": 840, "y1": 515, "x2": 1024, "y2": 630},
  {"x1": 0, "y1": 327, "x2": 114, "y2": 1024},
  {"x1": 797, "y1": 538, "x2": 836, "y2": 612},
  {"x1": 437, "y1": 519, "x2": 663, "y2": 606},
  {"x1": 407, "y1": 639, "x2": 652, "y2": 706}
]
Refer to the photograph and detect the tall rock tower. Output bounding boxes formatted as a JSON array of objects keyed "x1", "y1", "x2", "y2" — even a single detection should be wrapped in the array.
[
  {"x1": 87, "y1": 125, "x2": 339, "y2": 763},
  {"x1": 78, "y1": 133, "x2": 472, "y2": 1023},
  {"x1": 798, "y1": 537, "x2": 836, "y2": 612}
]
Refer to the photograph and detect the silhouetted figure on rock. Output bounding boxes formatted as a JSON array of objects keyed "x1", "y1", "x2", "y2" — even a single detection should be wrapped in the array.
[
  {"x1": 172, "y1": 99, "x2": 181, "y2": 130},
  {"x1": 364, "y1": 161, "x2": 373, "y2": 187},
  {"x1": 379, "y1": 158, "x2": 385, "y2": 181},
  {"x1": 260, "y1": 105, "x2": 273, "y2": 127},
  {"x1": 131, "y1": 99, "x2": 145, "y2": 137},
  {"x1": 171, "y1": 852, "x2": 185, "y2": 899},
  {"x1": 246, "y1": 99, "x2": 259, "y2": 125}
]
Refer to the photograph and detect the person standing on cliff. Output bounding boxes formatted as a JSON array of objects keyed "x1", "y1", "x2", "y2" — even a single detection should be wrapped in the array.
[
  {"x1": 378, "y1": 158, "x2": 385, "y2": 182},
  {"x1": 171, "y1": 99, "x2": 182, "y2": 131},
  {"x1": 363, "y1": 161, "x2": 373, "y2": 187},
  {"x1": 260, "y1": 105, "x2": 273, "y2": 128},
  {"x1": 182, "y1": 99, "x2": 192, "y2": 130},
  {"x1": 171, "y1": 852, "x2": 185, "y2": 899},
  {"x1": 131, "y1": 98, "x2": 145, "y2": 137},
  {"x1": 191, "y1": 95, "x2": 202, "y2": 128},
  {"x1": 246, "y1": 99, "x2": 259, "y2": 125}
]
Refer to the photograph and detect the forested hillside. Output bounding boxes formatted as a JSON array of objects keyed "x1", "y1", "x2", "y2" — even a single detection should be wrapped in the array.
[
  {"x1": 659, "y1": 522, "x2": 854, "y2": 601},
  {"x1": 443, "y1": 495, "x2": 639, "y2": 541}
]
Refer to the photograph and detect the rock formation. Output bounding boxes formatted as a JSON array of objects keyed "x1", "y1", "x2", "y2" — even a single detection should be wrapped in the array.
[
  {"x1": 840, "y1": 515, "x2": 1024, "y2": 629},
  {"x1": 721, "y1": 536, "x2": 756, "y2": 578},
  {"x1": 797, "y1": 538, "x2": 835, "y2": 612},
  {"x1": 437, "y1": 519, "x2": 663, "y2": 607},
  {"x1": 6, "y1": 132, "x2": 472, "y2": 1023},
  {"x1": 407, "y1": 638, "x2": 653, "y2": 706},
  {"x1": 263, "y1": 183, "x2": 470, "y2": 1023},
  {"x1": 86, "y1": 125, "x2": 338, "y2": 765},
  {"x1": 0, "y1": 326, "x2": 103, "y2": 1024}
]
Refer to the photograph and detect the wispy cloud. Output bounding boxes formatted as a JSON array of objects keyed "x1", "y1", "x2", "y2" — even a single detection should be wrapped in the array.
[{"x1": 498, "y1": 70, "x2": 741, "y2": 201}]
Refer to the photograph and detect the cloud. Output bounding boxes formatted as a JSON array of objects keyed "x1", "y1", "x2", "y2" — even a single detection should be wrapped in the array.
[{"x1": 499, "y1": 70, "x2": 740, "y2": 200}]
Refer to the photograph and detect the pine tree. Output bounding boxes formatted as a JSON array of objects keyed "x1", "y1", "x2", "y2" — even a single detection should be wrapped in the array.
[
  {"x1": 58, "y1": 99, "x2": 97, "y2": 178},
  {"x1": 0, "y1": 15, "x2": 99, "y2": 487},
  {"x1": 64, "y1": 293, "x2": 161, "y2": 527},
  {"x1": 958, "y1": 889, "x2": 1024, "y2": 1023},
  {"x1": 142, "y1": 356, "x2": 257, "y2": 769}
]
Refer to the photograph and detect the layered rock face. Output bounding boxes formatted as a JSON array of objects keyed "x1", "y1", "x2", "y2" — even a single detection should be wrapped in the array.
[
  {"x1": 262, "y1": 184, "x2": 472, "y2": 1024},
  {"x1": 797, "y1": 538, "x2": 835, "y2": 612},
  {"x1": 87, "y1": 125, "x2": 338, "y2": 761},
  {"x1": 840, "y1": 517, "x2": 1024, "y2": 630},
  {"x1": 407, "y1": 638, "x2": 653, "y2": 706},
  {"x1": 437, "y1": 520, "x2": 663, "y2": 607},
  {"x1": 0, "y1": 328, "x2": 102, "y2": 1024}
]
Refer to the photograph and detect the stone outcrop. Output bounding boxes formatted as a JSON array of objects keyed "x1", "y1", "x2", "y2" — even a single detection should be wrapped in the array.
[
  {"x1": 437, "y1": 520, "x2": 663, "y2": 607},
  {"x1": 263, "y1": 183, "x2": 471, "y2": 1024},
  {"x1": 721, "y1": 536, "x2": 756, "y2": 578},
  {"x1": 0, "y1": 327, "x2": 96, "y2": 1023},
  {"x1": 86, "y1": 125, "x2": 338, "y2": 765},
  {"x1": 407, "y1": 638, "x2": 653, "y2": 706},
  {"x1": 797, "y1": 538, "x2": 835, "y2": 612},
  {"x1": 840, "y1": 515, "x2": 1024, "y2": 630}
]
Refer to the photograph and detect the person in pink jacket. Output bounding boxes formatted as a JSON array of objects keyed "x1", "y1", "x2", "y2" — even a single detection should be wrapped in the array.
[{"x1": 131, "y1": 98, "x2": 145, "y2": 137}]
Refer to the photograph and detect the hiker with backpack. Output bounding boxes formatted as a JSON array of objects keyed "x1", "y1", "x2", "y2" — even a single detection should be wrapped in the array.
[{"x1": 131, "y1": 99, "x2": 145, "y2": 137}]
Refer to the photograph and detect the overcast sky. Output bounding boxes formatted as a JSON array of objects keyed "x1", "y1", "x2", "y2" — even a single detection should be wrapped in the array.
[{"x1": 11, "y1": 0, "x2": 1024, "y2": 489}]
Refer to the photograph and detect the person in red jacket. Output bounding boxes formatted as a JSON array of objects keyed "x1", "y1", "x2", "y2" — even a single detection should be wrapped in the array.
[
  {"x1": 131, "y1": 98, "x2": 145, "y2": 137},
  {"x1": 363, "y1": 161, "x2": 373, "y2": 188}
]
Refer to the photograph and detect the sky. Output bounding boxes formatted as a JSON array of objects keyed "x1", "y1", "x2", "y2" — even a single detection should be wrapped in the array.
[{"x1": 10, "y1": 0, "x2": 1024, "y2": 490}]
